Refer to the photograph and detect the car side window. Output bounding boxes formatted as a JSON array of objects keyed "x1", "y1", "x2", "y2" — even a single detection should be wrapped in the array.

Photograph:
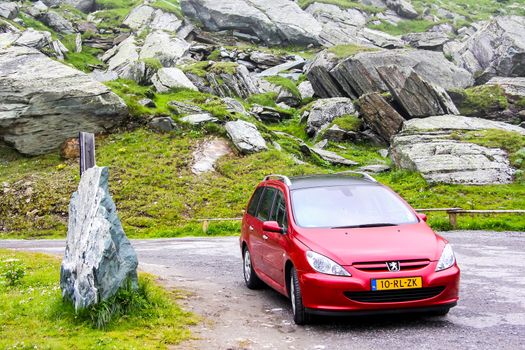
[
  {"x1": 247, "y1": 187, "x2": 264, "y2": 216},
  {"x1": 256, "y1": 187, "x2": 277, "y2": 222},
  {"x1": 270, "y1": 191, "x2": 288, "y2": 231}
]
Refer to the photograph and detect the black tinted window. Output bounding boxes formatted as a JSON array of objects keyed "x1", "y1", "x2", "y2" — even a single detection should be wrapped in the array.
[
  {"x1": 247, "y1": 187, "x2": 264, "y2": 216},
  {"x1": 256, "y1": 187, "x2": 276, "y2": 222},
  {"x1": 270, "y1": 191, "x2": 288, "y2": 231}
]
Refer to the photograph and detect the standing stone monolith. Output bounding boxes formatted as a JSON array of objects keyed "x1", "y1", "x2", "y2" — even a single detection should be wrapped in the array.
[{"x1": 60, "y1": 166, "x2": 138, "y2": 310}]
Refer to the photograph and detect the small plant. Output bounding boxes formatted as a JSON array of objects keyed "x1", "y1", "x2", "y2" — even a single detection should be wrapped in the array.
[{"x1": 0, "y1": 259, "x2": 26, "y2": 286}]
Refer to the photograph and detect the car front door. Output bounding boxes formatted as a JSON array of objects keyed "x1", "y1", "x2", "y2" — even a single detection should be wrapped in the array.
[{"x1": 262, "y1": 189, "x2": 289, "y2": 287}]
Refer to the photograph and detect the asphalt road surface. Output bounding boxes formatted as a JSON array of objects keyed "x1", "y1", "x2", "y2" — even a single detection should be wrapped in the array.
[{"x1": 1, "y1": 231, "x2": 524, "y2": 350}]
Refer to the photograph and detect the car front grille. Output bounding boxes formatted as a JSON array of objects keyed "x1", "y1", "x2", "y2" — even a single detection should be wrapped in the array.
[
  {"x1": 344, "y1": 286, "x2": 445, "y2": 303},
  {"x1": 352, "y1": 259, "x2": 430, "y2": 272}
]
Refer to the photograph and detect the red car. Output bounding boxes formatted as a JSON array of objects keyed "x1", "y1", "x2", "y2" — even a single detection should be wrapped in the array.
[{"x1": 239, "y1": 172, "x2": 460, "y2": 324}]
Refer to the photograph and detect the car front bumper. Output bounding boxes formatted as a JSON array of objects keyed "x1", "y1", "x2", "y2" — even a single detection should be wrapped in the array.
[{"x1": 299, "y1": 264, "x2": 460, "y2": 314}]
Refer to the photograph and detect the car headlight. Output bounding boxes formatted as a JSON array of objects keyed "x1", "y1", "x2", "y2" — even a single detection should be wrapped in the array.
[
  {"x1": 436, "y1": 244, "x2": 455, "y2": 271},
  {"x1": 306, "y1": 251, "x2": 351, "y2": 276}
]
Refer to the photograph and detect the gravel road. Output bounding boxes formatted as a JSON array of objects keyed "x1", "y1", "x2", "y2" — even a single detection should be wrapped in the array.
[{"x1": 1, "y1": 231, "x2": 524, "y2": 350}]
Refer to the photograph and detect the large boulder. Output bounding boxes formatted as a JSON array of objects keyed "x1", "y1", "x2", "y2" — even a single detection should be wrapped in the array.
[
  {"x1": 0, "y1": 46, "x2": 127, "y2": 155},
  {"x1": 377, "y1": 66, "x2": 459, "y2": 118},
  {"x1": 402, "y1": 31, "x2": 450, "y2": 51},
  {"x1": 303, "y1": 98, "x2": 356, "y2": 137},
  {"x1": 151, "y1": 67, "x2": 197, "y2": 93},
  {"x1": 40, "y1": 0, "x2": 95, "y2": 13},
  {"x1": 448, "y1": 16, "x2": 525, "y2": 84},
  {"x1": 384, "y1": 0, "x2": 418, "y2": 19},
  {"x1": 225, "y1": 120, "x2": 267, "y2": 154},
  {"x1": 139, "y1": 31, "x2": 190, "y2": 66},
  {"x1": 181, "y1": 0, "x2": 322, "y2": 46},
  {"x1": 39, "y1": 11, "x2": 75, "y2": 34},
  {"x1": 60, "y1": 166, "x2": 138, "y2": 311},
  {"x1": 390, "y1": 115, "x2": 525, "y2": 184},
  {"x1": 486, "y1": 77, "x2": 525, "y2": 98},
  {"x1": 358, "y1": 92, "x2": 405, "y2": 143},
  {"x1": 123, "y1": 5, "x2": 182, "y2": 33},
  {"x1": 309, "y1": 49, "x2": 474, "y2": 99},
  {"x1": 0, "y1": 2, "x2": 19, "y2": 19}
]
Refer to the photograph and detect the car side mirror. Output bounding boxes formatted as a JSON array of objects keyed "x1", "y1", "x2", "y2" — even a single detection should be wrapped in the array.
[
  {"x1": 417, "y1": 213, "x2": 427, "y2": 222},
  {"x1": 263, "y1": 221, "x2": 284, "y2": 234}
]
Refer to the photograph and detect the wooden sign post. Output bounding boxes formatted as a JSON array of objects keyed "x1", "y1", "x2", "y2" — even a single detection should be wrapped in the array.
[{"x1": 79, "y1": 132, "x2": 96, "y2": 176}]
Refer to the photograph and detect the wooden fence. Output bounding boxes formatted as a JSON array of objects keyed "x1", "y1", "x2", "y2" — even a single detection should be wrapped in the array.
[{"x1": 196, "y1": 209, "x2": 525, "y2": 232}]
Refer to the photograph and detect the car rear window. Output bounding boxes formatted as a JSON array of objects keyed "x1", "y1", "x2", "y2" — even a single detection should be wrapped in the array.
[
  {"x1": 269, "y1": 190, "x2": 288, "y2": 230},
  {"x1": 256, "y1": 187, "x2": 276, "y2": 222},
  {"x1": 291, "y1": 185, "x2": 418, "y2": 228},
  {"x1": 247, "y1": 187, "x2": 264, "y2": 216}
]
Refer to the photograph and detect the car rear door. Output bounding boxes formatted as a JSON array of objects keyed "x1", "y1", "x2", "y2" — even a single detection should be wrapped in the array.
[
  {"x1": 262, "y1": 189, "x2": 289, "y2": 287},
  {"x1": 250, "y1": 186, "x2": 277, "y2": 278},
  {"x1": 243, "y1": 186, "x2": 265, "y2": 269}
]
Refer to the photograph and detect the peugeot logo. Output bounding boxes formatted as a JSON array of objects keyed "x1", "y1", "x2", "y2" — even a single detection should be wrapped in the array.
[{"x1": 386, "y1": 261, "x2": 400, "y2": 272}]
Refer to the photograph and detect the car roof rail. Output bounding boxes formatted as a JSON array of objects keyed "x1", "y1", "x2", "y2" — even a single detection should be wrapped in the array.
[
  {"x1": 264, "y1": 174, "x2": 292, "y2": 186},
  {"x1": 335, "y1": 171, "x2": 378, "y2": 183}
]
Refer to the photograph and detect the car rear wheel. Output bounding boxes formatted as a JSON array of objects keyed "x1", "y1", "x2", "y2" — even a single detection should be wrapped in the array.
[
  {"x1": 290, "y1": 267, "x2": 309, "y2": 325},
  {"x1": 243, "y1": 247, "x2": 263, "y2": 289}
]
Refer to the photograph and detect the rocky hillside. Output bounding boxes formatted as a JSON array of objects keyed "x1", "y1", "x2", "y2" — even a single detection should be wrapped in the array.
[{"x1": 1, "y1": 0, "x2": 525, "y2": 236}]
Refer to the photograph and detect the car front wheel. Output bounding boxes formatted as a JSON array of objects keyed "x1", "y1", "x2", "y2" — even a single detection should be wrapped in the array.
[
  {"x1": 290, "y1": 267, "x2": 309, "y2": 325},
  {"x1": 243, "y1": 247, "x2": 263, "y2": 289}
]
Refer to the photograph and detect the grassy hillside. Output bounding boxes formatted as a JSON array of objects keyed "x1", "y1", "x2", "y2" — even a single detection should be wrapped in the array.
[{"x1": 1, "y1": 125, "x2": 524, "y2": 239}]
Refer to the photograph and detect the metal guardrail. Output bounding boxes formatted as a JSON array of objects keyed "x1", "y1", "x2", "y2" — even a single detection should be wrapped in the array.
[{"x1": 196, "y1": 209, "x2": 525, "y2": 232}]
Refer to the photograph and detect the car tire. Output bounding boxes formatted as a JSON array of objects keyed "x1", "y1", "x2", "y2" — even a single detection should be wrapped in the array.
[
  {"x1": 290, "y1": 267, "x2": 309, "y2": 325},
  {"x1": 243, "y1": 247, "x2": 263, "y2": 289}
]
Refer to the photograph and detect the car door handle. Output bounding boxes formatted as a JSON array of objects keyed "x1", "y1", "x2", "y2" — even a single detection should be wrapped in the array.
[
  {"x1": 262, "y1": 234, "x2": 268, "y2": 240},
  {"x1": 249, "y1": 225, "x2": 254, "y2": 231}
]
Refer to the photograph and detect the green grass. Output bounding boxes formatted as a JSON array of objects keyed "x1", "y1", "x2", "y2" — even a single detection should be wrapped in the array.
[
  {"x1": 457, "y1": 85, "x2": 509, "y2": 116},
  {"x1": 330, "y1": 114, "x2": 361, "y2": 132},
  {"x1": 150, "y1": 0, "x2": 183, "y2": 18},
  {"x1": 297, "y1": 0, "x2": 383, "y2": 14},
  {"x1": 18, "y1": 13, "x2": 57, "y2": 36},
  {"x1": 264, "y1": 76, "x2": 301, "y2": 98},
  {"x1": 368, "y1": 19, "x2": 438, "y2": 35},
  {"x1": 327, "y1": 44, "x2": 379, "y2": 58},
  {"x1": 0, "y1": 249, "x2": 196, "y2": 349}
]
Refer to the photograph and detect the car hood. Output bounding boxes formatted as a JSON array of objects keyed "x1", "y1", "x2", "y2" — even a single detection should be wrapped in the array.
[{"x1": 294, "y1": 223, "x2": 445, "y2": 265}]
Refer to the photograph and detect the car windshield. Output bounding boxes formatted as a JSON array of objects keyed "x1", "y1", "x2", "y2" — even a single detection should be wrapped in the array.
[{"x1": 291, "y1": 185, "x2": 418, "y2": 228}]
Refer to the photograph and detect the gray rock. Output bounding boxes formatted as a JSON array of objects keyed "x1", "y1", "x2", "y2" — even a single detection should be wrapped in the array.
[
  {"x1": 326, "y1": 49, "x2": 474, "y2": 99},
  {"x1": 89, "y1": 69, "x2": 119, "y2": 82},
  {"x1": 26, "y1": 1, "x2": 48, "y2": 17},
  {"x1": 301, "y1": 144, "x2": 358, "y2": 166},
  {"x1": 151, "y1": 67, "x2": 197, "y2": 93},
  {"x1": 358, "y1": 92, "x2": 405, "y2": 144},
  {"x1": 321, "y1": 124, "x2": 358, "y2": 142},
  {"x1": 101, "y1": 36, "x2": 145, "y2": 82},
  {"x1": 385, "y1": 0, "x2": 418, "y2": 19},
  {"x1": 180, "y1": 113, "x2": 218, "y2": 125},
  {"x1": 390, "y1": 115, "x2": 525, "y2": 184},
  {"x1": 305, "y1": 50, "x2": 346, "y2": 98},
  {"x1": 222, "y1": 97, "x2": 246, "y2": 114},
  {"x1": 181, "y1": 0, "x2": 322, "y2": 46},
  {"x1": 0, "y1": 46, "x2": 127, "y2": 155},
  {"x1": 378, "y1": 148, "x2": 389, "y2": 158},
  {"x1": 39, "y1": 11, "x2": 75, "y2": 34},
  {"x1": 14, "y1": 28, "x2": 52, "y2": 50},
  {"x1": 149, "y1": 116, "x2": 177, "y2": 132},
  {"x1": 276, "y1": 87, "x2": 301, "y2": 108},
  {"x1": 0, "y1": 2, "x2": 19, "y2": 20},
  {"x1": 60, "y1": 166, "x2": 138, "y2": 311},
  {"x1": 193, "y1": 64, "x2": 260, "y2": 99},
  {"x1": 304, "y1": 98, "x2": 356, "y2": 136},
  {"x1": 250, "y1": 52, "x2": 284, "y2": 66},
  {"x1": 192, "y1": 138, "x2": 232, "y2": 174},
  {"x1": 75, "y1": 33, "x2": 82, "y2": 53},
  {"x1": 402, "y1": 31, "x2": 450, "y2": 50},
  {"x1": 225, "y1": 120, "x2": 267, "y2": 154},
  {"x1": 377, "y1": 66, "x2": 459, "y2": 118},
  {"x1": 257, "y1": 56, "x2": 305, "y2": 77},
  {"x1": 449, "y1": 16, "x2": 525, "y2": 83},
  {"x1": 359, "y1": 28, "x2": 404, "y2": 49},
  {"x1": 358, "y1": 164, "x2": 391, "y2": 173},
  {"x1": 150, "y1": 9, "x2": 182, "y2": 32},
  {"x1": 41, "y1": 0, "x2": 95, "y2": 13},
  {"x1": 314, "y1": 138, "x2": 328, "y2": 149},
  {"x1": 138, "y1": 98, "x2": 155, "y2": 108},
  {"x1": 122, "y1": 5, "x2": 155, "y2": 31},
  {"x1": 123, "y1": 5, "x2": 182, "y2": 33},
  {"x1": 251, "y1": 105, "x2": 290, "y2": 123},
  {"x1": 139, "y1": 31, "x2": 190, "y2": 67},
  {"x1": 168, "y1": 100, "x2": 204, "y2": 115},
  {"x1": 486, "y1": 77, "x2": 525, "y2": 98},
  {"x1": 298, "y1": 81, "x2": 314, "y2": 100}
]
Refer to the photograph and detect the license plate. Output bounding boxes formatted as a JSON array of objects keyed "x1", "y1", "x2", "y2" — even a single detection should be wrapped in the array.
[{"x1": 371, "y1": 277, "x2": 422, "y2": 291}]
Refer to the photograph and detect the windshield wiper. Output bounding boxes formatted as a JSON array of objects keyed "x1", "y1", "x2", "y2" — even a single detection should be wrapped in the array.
[{"x1": 331, "y1": 223, "x2": 399, "y2": 229}]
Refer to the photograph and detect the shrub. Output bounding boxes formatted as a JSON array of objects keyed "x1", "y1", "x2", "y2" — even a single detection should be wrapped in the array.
[{"x1": 0, "y1": 259, "x2": 26, "y2": 286}]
